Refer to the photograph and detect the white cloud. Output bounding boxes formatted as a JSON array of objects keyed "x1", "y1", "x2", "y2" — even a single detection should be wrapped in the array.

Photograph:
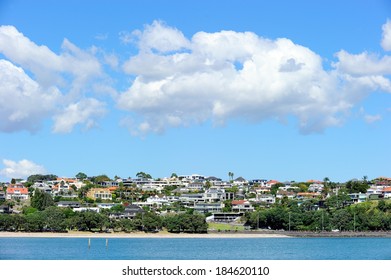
[
  {"x1": 53, "y1": 98, "x2": 107, "y2": 133},
  {"x1": 364, "y1": 114, "x2": 382, "y2": 124},
  {"x1": 132, "y1": 20, "x2": 190, "y2": 53},
  {"x1": 334, "y1": 50, "x2": 391, "y2": 76},
  {"x1": 0, "y1": 25, "x2": 107, "y2": 133},
  {"x1": 0, "y1": 59, "x2": 60, "y2": 132},
  {"x1": 0, "y1": 159, "x2": 47, "y2": 179},
  {"x1": 118, "y1": 21, "x2": 391, "y2": 135},
  {"x1": 381, "y1": 19, "x2": 391, "y2": 51}
]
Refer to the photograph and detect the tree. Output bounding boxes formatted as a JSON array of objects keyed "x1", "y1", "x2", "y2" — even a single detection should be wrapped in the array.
[
  {"x1": 345, "y1": 180, "x2": 369, "y2": 194},
  {"x1": 271, "y1": 183, "x2": 284, "y2": 195},
  {"x1": 31, "y1": 189, "x2": 55, "y2": 211},
  {"x1": 27, "y1": 174, "x2": 57, "y2": 183},
  {"x1": 91, "y1": 174, "x2": 111, "y2": 183},
  {"x1": 43, "y1": 206, "x2": 67, "y2": 232},
  {"x1": 137, "y1": 212, "x2": 161, "y2": 232},
  {"x1": 136, "y1": 172, "x2": 152, "y2": 179},
  {"x1": 228, "y1": 172, "x2": 234, "y2": 182},
  {"x1": 164, "y1": 213, "x2": 207, "y2": 233},
  {"x1": 25, "y1": 212, "x2": 46, "y2": 232},
  {"x1": 75, "y1": 172, "x2": 87, "y2": 181}
]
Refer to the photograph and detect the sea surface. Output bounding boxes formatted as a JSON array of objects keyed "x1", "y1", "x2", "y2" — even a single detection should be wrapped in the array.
[{"x1": 1, "y1": 237, "x2": 390, "y2": 260}]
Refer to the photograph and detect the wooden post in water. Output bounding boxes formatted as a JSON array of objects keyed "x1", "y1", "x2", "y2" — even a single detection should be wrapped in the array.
[{"x1": 88, "y1": 238, "x2": 91, "y2": 249}]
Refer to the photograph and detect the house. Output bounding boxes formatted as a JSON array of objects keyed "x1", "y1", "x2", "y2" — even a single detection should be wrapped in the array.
[
  {"x1": 308, "y1": 182, "x2": 324, "y2": 193},
  {"x1": 276, "y1": 190, "x2": 296, "y2": 200},
  {"x1": 187, "y1": 181, "x2": 204, "y2": 192},
  {"x1": 233, "y1": 177, "x2": 248, "y2": 186},
  {"x1": 86, "y1": 188, "x2": 112, "y2": 201},
  {"x1": 32, "y1": 182, "x2": 52, "y2": 193},
  {"x1": 382, "y1": 187, "x2": 391, "y2": 199},
  {"x1": 297, "y1": 192, "x2": 321, "y2": 199},
  {"x1": 348, "y1": 193, "x2": 367, "y2": 203},
  {"x1": 256, "y1": 194, "x2": 276, "y2": 204},
  {"x1": 0, "y1": 191, "x2": 5, "y2": 200},
  {"x1": 57, "y1": 201, "x2": 81, "y2": 208},
  {"x1": 203, "y1": 187, "x2": 225, "y2": 202},
  {"x1": 110, "y1": 204, "x2": 144, "y2": 219},
  {"x1": 193, "y1": 202, "x2": 224, "y2": 213},
  {"x1": 6, "y1": 187, "x2": 29, "y2": 200},
  {"x1": 180, "y1": 193, "x2": 204, "y2": 205},
  {"x1": 250, "y1": 179, "x2": 267, "y2": 187},
  {"x1": 266, "y1": 180, "x2": 279, "y2": 188},
  {"x1": 231, "y1": 200, "x2": 254, "y2": 212}
]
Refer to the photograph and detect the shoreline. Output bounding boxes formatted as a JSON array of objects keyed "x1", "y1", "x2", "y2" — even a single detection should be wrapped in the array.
[
  {"x1": 1, "y1": 230, "x2": 390, "y2": 238},
  {"x1": 0, "y1": 231, "x2": 290, "y2": 238}
]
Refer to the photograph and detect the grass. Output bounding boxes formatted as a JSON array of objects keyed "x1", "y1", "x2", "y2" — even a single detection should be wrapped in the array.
[{"x1": 207, "y1": 222, "x2": 245, "y2": 231}]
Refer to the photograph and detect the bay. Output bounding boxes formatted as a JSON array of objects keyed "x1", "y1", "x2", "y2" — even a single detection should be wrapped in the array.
[{"x1": 1, "y1": 237, "x2": 390, "y2": 260}]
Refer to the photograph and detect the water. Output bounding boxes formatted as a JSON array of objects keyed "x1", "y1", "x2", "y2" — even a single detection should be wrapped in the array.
[{"x1": 1, "y1": 237, "x2": 390, "y2": 260}]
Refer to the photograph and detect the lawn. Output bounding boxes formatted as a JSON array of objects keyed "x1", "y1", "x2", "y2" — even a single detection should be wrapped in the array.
[{"x1": 207, "y1": 222, "x2": 245, "y2": 231}]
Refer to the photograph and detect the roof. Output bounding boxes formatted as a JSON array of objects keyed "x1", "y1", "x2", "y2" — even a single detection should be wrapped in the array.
[
  {"x1": 383, "y1": 187, "x2": 391, "y2": 192},
  {"x1": 6, "y1": 187, "x2": 28, "y2": 194},
  {"x1": 231, "y1": 200, "x2": 248, "y2": 205}
]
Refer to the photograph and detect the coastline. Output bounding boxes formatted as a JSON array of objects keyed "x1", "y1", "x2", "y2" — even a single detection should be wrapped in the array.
[
  {"x1": 1, "y1": 230, "x2": 390, "y2": 238},
  {"x1": 0, "y1": 231, "x2": 290, "y2": 239}
]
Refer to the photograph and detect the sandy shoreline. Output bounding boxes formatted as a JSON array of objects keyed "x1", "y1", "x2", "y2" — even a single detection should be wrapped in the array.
[
  {"x1": 0, "y1": 231, "x2": 290, "y2": 239},
  {"x1": 1, "y1": 231, "x2": 390, "y2": 238}
]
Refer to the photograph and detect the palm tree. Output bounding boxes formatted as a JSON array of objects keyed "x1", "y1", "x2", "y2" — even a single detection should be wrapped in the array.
[
  {"x1": 228, "y1": 172, "x2": 234, "y2": 182},
  {"x1": 322, "y1": 177, "x2": 330, "y2": 198}
]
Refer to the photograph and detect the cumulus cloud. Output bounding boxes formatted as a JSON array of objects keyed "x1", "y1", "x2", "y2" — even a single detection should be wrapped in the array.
[
  {"x1": 0, "y1": 25, "x2": 108, "y2": 133},
  {"x1": 0, "y1": 159, "x2": 47, "y2": 179},
  {"x1": 53, "y1": 98, "x2": 107, "y2": 133},
  {"x1": 381, "y1": 19, "x2": 391, "y2": 51},
  {"x1": 118, "y1": 20, "x2": 391, "y2": 135},
  {"x1": 0, "y1": 59, "x2": 60, "y2": 132}
]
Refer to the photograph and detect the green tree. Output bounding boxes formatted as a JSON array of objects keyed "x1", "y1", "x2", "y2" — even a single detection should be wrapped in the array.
[
  {"x1": 31, "y1": 189, "x2": 55, "y2": 211},
  {"x1": 25, "y1": 212, "x2": 46, "y2": 232},
  {"x1": 75, "y1": 172, "x2": 88, "y2": 181},
  {"x1": 136, "y1": 172, "x2": 152, "y2": 179},
  {"x1": 164, "y1": 213, "x2": 207, "y2": 233},
  {"x1": 228, "y1": 172, "x2": 234, "y2": 182},
  {"x1": 271, "y1": 183, "x2": 284, "y2": 195},
  {"x1": 43, "y1": 206, "x2": 67, "y2": 232},
  {"x1": 138, "y1": 212, "x2": 161, "y2": 232},
  {"x1": 27, "y1": 174, "x2": 57, "y2": 183},
  {"x1": 222, "y1": 200, "x2": 232, "y2": 212}
]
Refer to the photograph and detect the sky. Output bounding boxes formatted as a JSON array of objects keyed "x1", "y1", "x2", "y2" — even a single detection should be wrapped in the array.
[{"x1": 0, "y1": 0, "x2": 390, "y2": 183}]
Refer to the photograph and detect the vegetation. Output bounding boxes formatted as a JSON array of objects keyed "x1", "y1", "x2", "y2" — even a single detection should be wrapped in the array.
[
  {"x1": 245, "y1": 199, "x2": 391, "y2": 231},
  {"x1": 27, "y1": 174, "x2": 57, "y2": 183}
]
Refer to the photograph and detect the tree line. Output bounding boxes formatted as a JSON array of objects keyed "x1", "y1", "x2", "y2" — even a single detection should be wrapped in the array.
[
  {"x1": 245, "y1": 199, "x2": 391, "y2": 231},
  {"x1": 0, "y1": 208, "x2": 208, "y2": 233}
]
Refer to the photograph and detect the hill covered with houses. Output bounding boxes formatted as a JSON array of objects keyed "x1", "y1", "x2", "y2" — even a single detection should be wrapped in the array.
[{"x1": 1, "y1": 172, "x2": 391, "y2": 233}]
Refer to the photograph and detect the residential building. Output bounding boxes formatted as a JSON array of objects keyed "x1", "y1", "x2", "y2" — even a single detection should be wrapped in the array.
[
  {"x1": 231, "y1": 200, "x2": 254, "y2": 212},
  {"x1": 6, "y1": 187, "x2": 29, "y2": 200},
  {"x1": 256, "y1": 194, "x2": 276, "y2": 204},
  {"x1": 193, "y1": 202, "x2": 224, "y2": 213},
  {"x1": 87, "y1": 188, "x2": 112, "y2": 201},
  {"x1": 57, "y1": 201, "x2": 81, "y2": 208},
  {"x1": 349, "y1": 193, "x2": 367, "y2": 203}
]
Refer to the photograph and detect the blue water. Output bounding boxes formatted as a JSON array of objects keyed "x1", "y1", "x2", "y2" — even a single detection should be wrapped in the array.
[{"x1": 0, "y1": 237, "x2": 390, "y2": 260}]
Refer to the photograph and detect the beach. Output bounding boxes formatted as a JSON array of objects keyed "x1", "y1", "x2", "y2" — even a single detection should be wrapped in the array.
[
  {"x1": 0, "y1": 231, "x2": 290, "y2": 238},
  {"x1": 1, "y1": 230, "x2": 390, "y2": 239}
]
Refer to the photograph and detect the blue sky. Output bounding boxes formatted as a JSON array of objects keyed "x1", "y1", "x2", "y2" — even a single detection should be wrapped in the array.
[{"x1": 0, "y1": 0, "x2": 390, "y2": 183}]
